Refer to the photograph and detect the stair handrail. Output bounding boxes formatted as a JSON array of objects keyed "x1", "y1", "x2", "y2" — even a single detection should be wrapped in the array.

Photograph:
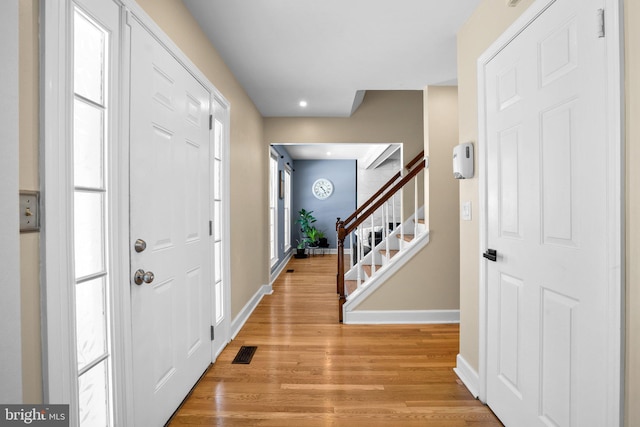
[
  {"x1": 341, "y1": 159, "x2": 425, "y2": 237},
  {"x1": 336, "y1": 158, "x2": 426, "y2": 322},
  {"x1": 341, "y1": 150, "x2": 424, "y2": 228}
]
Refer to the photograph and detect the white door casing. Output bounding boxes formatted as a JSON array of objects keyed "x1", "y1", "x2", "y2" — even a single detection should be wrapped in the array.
[
  {"x1": 478, "y1": 0, "x2": 623, "y2": 426},
  {"x1": 129, "y1": 18, "x2": 212, "y2": 426}
]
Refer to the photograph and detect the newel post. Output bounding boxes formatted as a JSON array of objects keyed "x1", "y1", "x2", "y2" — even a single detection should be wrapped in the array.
[{"x1": 336, "y1": 218, "x2": 346, "y2": 323}]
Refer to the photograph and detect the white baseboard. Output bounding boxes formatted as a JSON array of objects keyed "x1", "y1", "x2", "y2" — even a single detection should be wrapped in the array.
[
  {"x1": 344, "y1": 309, "x2": 459, "y2": 325},
  {"x1": 270, "y1": 252, "x2": 293, "y2": 284},
  {"x1": 453, "y1": 353, "x2": 480, "y2": 398},
  {"x1": 307, "y1": 248, "x2": 350, "y2": 255},
  {"x1": 230, "y1": 283, "x2": 272, "y2": 339}
]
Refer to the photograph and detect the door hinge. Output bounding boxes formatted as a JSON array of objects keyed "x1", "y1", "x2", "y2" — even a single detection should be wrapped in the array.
[
  {"x1": 597, "y1": 9, "x2": 605, "y2": 38},
  {"x1": 209, "y1": 114, "x2": 213, "y2": 130},
  {"x1": 210, "y1": 325, "x2": 215, "y2": 341},
  {"x1": 209, "y1": 220, "x2": 213, "y2": 236}
]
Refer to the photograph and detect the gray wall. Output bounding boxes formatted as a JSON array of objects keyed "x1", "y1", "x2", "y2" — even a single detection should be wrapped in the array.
[{"x1": 292, "y1": 160, "x2": 357, "y2": 248}]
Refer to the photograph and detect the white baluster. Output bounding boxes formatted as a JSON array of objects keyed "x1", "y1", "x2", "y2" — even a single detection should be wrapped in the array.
[
  {"x1": 356, "y1": 226, "x2": 361, "y2": 289},
  {"x1": 414, "y1": 174, "x2": 418, "y2": 238},
  {"x1": 348, "y1": 229, "x2": 353, "y2": 269},
  {"x1": 370, "y1": 214, "x2": 375, "y2": 275},
  {"x1": 385, "y1": 201, "x2": 390, "y2": 262}
]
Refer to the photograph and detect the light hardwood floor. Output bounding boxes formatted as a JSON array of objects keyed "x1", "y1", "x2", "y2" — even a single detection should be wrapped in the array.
[{"x1": 169, "y1": 254, "x2": 503, "y2": 426}]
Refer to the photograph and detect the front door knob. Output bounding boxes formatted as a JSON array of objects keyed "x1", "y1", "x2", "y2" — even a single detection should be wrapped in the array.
[{"x1": 134, "y1": 269, "x2": 155, "y2": 285}]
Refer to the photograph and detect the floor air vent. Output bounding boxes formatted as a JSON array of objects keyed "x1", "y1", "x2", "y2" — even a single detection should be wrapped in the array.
[
  {"x1": 232, "y1": 346, "x2": 257, "y2": 364},
  {"x1": 286, "y1": 269, "x2": 294, "y2": 273}
]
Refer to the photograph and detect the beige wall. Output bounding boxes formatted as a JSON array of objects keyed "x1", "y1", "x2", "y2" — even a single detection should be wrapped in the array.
[
  {"x1": 457, "y1": 0, "x2": 535, "y2": 371},
  {"x1": 19, "y1": 0, "x2": 41, "y2": 404},
  {"x1": 135, "y1": 0, "x2": 268, "y2": 319},
  {"x1": 355, "y1": 86, "x2": 460, "y2": 311},
  {"x1": 265, "y1": 89, "x2": 459, "y2": 311},
  {"x1": 625, "y1": 0, "x2": 639, "y2": 425},
  {"x1": 459, "y1": 0, "x2": 638, "y2": 425},
  {"x1": 266, "y1": 91, "x2": 424, "y2": 220},
  {"x1": 265, "y1": 91, "x2": 424, "y2": 218},
  {"x1": 265, "y1": 91, "x2": 423, "y2": 158}
]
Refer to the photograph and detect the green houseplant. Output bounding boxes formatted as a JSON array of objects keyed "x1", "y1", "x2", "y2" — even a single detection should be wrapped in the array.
[
  {"x1": 306, "y1": 227, "x2": 326, "y2": 247},
  {"x1": 294, "y1": 238, "x2": 309, "y2": 258},
  {"x1": 295, "y1": 209, "x2": 323, "y2": 255},
  {"x1": 296, "y1": 209, "x2": 317, "y2": 237}
]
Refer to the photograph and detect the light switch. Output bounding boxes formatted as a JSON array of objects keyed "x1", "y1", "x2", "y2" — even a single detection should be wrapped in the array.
[
  {"x1": 20, "y1": 191, "x2": 40, "y2": 232},
  {"x1": 462, "y1": 201, "x2": 472, "y2": 221}
]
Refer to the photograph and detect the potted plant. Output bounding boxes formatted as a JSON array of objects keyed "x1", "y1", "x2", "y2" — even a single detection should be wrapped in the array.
[
  {"x1": 306, "y1": 227, "x2": 327, "y2": 247},
  {"x1": 296, "y1": 209, "x2": 317, "y2": 238},
  {"x1": 317, "y1": 230, "x2": 329, "y2": 248},
  {"x1": 294, "y1": 238, "x2": 308, "y2": 258},
  {"x1": 306, "y1": 227, "x2": 321, "y2": 247}
]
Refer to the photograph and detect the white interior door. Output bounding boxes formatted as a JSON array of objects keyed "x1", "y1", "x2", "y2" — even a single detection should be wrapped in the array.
[
  {"x1": 129, "y1": 19, "x2": 212, "y2": 426},
  {"x1": 484, "y1": 0, "x2": 614, "y2": 425}
]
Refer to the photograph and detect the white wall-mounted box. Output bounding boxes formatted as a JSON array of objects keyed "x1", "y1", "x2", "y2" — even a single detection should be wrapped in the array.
[{"x1": 453, "y1": 142, "x2": 474, "y2": 179}]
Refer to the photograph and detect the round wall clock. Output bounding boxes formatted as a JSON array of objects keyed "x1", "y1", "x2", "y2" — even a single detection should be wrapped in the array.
[{"x1": 312, "y1": 178, "x2": 334, "y2": 200}]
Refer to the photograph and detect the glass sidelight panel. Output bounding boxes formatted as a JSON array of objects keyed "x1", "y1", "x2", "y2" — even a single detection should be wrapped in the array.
[
  {"x1": 215, "y1": 281, "x2": 223, "y2": 324},
  {"x1": 74, "y1": 99, "x2": 104, "y2": 189},
  {"x1": 78, "y1": 359, "x2": 109, "y2": 427},
  {"x1": 74, "y1": 191, "x2": 105, "y2": 279},
  {"x1": 75, "y1": 277, "x2": 107, "y2": 371},
  {"x1": 74, "y1": 12, "x2": 105, "y2": 104},
  {"x1": 73, "y1": 6, "x2": 112, "y2": 426},
  {"x1": 214, "y1": 241, "x2": 222, "y2": 283},
  {"x1": 214, "y1": 201, "x2": 221, "y2": 239}
]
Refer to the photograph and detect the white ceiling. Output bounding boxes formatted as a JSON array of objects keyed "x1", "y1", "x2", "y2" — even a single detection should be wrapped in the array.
[
  {"x1": 278, "y1": 143, "x2": 401, "y2": 166},
  {"x1": 182, "y1": 0, "x2": 480, "y2": 117}
]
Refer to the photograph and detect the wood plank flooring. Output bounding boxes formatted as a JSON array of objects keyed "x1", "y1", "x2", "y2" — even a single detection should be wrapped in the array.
[{"x1": 169, "y1": 255, "x2": 503, "y2": 426}]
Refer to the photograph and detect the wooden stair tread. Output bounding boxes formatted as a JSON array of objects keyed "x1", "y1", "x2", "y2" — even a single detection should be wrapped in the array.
[
  {"x1": 362, "y1": 264, "x2": 383, "y2": 276},
  {"x1": 379, "y1": 249, "x2": 400, "y2": 258},
  {"x1": 415, "y1": 218, "x2": 425, "y2": 224},
  {"x1": 396, "y1": 234, "x2": 415, "y2": 242}
]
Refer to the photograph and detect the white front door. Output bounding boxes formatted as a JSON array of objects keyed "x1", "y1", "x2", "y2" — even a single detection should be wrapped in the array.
[
  {"x1": 129, "y1": 19, "x2": 212, "y2": 426},
  {"x1": 484, "y1": 0, "x2": 616, "y2": 425}
]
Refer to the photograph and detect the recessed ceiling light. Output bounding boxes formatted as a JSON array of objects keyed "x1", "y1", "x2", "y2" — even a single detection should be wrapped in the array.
[
  {"x1": 299, "y1": 100, "x2": 308, "y2": 107},
  {"x1": 326, "y1": 151, "x2": 332, "y2": 156}
]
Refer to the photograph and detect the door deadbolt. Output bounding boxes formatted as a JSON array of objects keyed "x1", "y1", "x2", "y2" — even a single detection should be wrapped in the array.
[
  {"x1": 134, "y1": 239, "x2": 147, "y2": 253},
  {"x1": 134, "y1": 269, "x2": 155, "y2": 285}
]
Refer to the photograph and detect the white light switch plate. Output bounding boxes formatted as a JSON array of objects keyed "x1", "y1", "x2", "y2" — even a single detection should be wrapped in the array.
[{"x1": 462, "y1": 201, "x2": 472, "y2": 221}]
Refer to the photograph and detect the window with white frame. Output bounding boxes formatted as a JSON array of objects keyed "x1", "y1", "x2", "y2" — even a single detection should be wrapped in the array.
[
  {"x1": 284, "y1": 166, "x2": 292, "y2": 251},
  {"x1": 269, "y1": 150, "x2": 278, "y2": 266},
  {"x1": 73, "y1": 7, "x2": 113, "y2": 425},
  {"x1": 213, "y1": 107, "x2": 225, "y2": 324}
]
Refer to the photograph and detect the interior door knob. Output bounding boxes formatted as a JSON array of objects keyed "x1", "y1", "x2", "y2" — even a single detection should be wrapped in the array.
[{"x1": 134, "y1": 269, "x2": 155, "y2": 285}]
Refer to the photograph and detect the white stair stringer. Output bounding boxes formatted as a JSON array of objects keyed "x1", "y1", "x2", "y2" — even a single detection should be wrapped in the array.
[{"x1": 343, "y1": 207, "x2": 429, "y2": 315}]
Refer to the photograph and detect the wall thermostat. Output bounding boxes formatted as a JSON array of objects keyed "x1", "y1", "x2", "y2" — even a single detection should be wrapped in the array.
[{"x1": 453, "y1": 142, "x2": 474, "y2": 179}]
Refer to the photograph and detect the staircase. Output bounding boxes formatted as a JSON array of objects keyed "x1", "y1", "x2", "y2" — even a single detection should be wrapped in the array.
[
  {"x1": 343, "y1": 207, "x2": 428, "y2": 298},
  {"x1": 336, "y1": 151, "x2": 427, "y2": 322}
]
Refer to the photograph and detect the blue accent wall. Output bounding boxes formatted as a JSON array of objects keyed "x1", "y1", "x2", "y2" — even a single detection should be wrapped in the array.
[{"x1": 292, "y1": 160, "x2": 357, "y2": 248}]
